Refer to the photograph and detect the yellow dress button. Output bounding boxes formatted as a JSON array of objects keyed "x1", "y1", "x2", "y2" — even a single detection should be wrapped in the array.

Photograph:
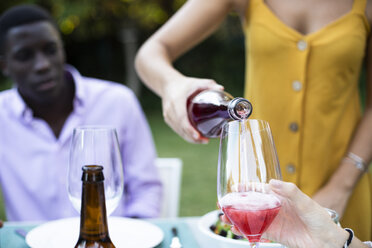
[
  {"x1": 289, "y1": 122, "x2": 299, "y2": 132},
  {"x1": 292, "y1": 80, "x2": 302, "y2": 91},
  {"x1": 286, "y1": 164, "x2": 296, "y2": 174},
  {"x1": 297, "y1": 40, "x2": 307, "y2": 51}
]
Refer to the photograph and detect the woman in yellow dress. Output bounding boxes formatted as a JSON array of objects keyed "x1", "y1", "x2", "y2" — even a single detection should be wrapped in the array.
[{"x1": 135, "y1": 0, "x2": 372, "y2": 241}]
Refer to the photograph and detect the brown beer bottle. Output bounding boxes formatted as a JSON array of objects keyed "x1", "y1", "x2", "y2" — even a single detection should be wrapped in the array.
[{"x1": 75, "y1": 165, "x2": 116, "y2": 248}]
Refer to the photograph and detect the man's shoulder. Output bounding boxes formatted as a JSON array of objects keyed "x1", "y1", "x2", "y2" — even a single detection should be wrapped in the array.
[
  {"x1": 0, "y1": 87, "x2": 16, "y2": 96},
  {"x1": 67, "y1": 65, "x2": 135, "y2": 99},
  {"x1": 0, "y1": 88, "x2": 17, "y2": 105},
  {"x1": 79, "y1": 76, "x2": 137, "y2": 103},
  {"x1": 78, "y1": 77, "x2": 144, "y2": 119},
  {"x1": 0, "y1": 88, "x2": 18, "y2": 119}
]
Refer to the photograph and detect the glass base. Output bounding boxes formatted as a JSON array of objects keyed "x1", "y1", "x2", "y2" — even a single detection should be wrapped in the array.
[
  {"x1": 245, "y1": 234, "x2": 262, "y2": 247},
  {"x1": 248, "y1": 242, "x2": 260, "y2": 248}
]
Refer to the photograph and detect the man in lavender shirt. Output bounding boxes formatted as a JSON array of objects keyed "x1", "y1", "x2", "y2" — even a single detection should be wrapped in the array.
[{"x1": 0, "y1": 4, "x2": 162, "y2": 221}]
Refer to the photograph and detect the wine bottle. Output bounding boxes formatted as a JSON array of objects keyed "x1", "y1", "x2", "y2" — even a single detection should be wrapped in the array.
[
  {"x1": 187, "y1": 90, "x2": 252, "y2": 138},
  {"x1": 75, "y1": 165, "x2": 116, "y2": 248}
]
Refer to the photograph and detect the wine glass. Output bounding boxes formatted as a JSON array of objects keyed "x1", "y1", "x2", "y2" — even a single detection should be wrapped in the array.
[
  {"x1": 68, "y1": 126, "x2": 124, "y2": 216},
  {"x1": 217, "y1": 119, "x2": 282, "y2": 247}
]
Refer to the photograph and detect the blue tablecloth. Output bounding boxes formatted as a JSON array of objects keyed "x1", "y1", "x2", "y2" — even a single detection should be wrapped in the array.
[{"x1": 0, "y1": 218, "x2": 200, "y2": 248}]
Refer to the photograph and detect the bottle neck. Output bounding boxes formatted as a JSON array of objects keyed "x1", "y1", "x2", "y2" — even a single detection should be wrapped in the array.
[
  {"x1": 78, "y1": 179, "x2": 110, "y2": 241},
  {"x1": 228, "y1": 98, "x2": 253, "y2": 120}
]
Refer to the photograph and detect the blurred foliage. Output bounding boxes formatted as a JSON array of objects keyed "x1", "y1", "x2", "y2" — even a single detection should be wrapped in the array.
[
  {"x1": 0, "y1": 0, "x2": 192, "y2": 92},
  {"x1": 0, "y1": 0, "x2": 246, "y2": 109},
  {"x1": 359, "y1": 63, "x2": 367, "y2": 110},
  {"x1": 0, "y1": 0, "x2": 187, "y2": 40}
]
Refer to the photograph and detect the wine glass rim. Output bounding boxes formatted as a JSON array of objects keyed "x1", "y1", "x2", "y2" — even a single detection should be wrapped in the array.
[
  {"x1": 223, "y1": 119, "x2": 271, "y2": 133},
  {"x1": 73, "y1": 125, "x2": 116, "y2": 132}
]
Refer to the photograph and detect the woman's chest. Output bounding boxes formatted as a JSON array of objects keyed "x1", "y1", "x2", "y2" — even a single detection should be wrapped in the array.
[{"x1": 262, "y1": 0, "x2": 355, "y2": 35}]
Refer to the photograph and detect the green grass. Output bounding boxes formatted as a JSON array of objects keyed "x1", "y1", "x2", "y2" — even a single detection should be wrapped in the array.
[
  {"x1": 0, "y1": 189, "x2": 4, "y2": 220},
  {"x1": 146, "y1": 110, "x2": 219, "y2": 217}
]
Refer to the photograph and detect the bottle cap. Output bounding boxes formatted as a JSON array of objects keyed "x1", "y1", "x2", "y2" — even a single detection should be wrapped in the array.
[{"x1": 228, "y1": 98, "x2": 253, "y2": 120}]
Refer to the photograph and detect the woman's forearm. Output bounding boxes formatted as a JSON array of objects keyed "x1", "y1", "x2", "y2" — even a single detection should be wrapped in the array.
[
  {"x1": 331, "y1": 109, "x2": 372, "y2": 190},
  {"x1": 135, "y1": 0, "x2": 237, "y2": 98},
  {"x1": 135, "y1": 40, "x2": 183, "y2": 97}
]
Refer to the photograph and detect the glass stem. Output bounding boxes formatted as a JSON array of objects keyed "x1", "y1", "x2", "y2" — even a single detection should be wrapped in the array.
[{"x1": 250, "y1": 242, "x2": 259, "y2": 248}]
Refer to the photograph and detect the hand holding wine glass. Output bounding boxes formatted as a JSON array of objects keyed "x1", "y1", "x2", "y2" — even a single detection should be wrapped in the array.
[
  {"x1": 217, "y1": 119, "x2": 282, "y2": 247},
  {"x1": 68, "y1": 126, "x2": 124, "y2": 216},
  {"x1": 222, "y1": 180, "x2": 362, "y2": 248}
]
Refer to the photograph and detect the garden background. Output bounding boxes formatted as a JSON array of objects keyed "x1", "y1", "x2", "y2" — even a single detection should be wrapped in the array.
[
  {"x1": 0, "y1": 0, "x2": 247, "y2": 220},
  {"x1": 0, "y1": 0, "x2": 367, "y2": 220}
]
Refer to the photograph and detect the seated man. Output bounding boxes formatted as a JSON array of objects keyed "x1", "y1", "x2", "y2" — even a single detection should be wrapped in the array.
[{"x1": 0, "y1": 4, "x2": 162, "y2": 221}]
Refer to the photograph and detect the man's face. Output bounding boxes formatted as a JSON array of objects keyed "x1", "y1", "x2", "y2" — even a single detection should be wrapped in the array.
[{"x1": 1, "y1": 21, "x2": 65, "y2": 104}]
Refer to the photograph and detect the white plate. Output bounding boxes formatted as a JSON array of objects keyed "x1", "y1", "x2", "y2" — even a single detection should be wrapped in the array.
[
  {"x1": 26, "y1": 216, "x2": 164, "y2": 248},
  {"x1": 198, "y1": 210, "x2": 286, "y2": 248}
]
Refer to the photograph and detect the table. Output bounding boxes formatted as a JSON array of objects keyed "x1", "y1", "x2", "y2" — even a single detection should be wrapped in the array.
[{"x1": 0, "y1": 217, "x2": 209, "y2": 248}]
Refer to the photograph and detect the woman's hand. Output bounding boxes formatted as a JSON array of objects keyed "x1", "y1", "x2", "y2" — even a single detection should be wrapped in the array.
[
  {"x1": 161, "y1": 76, "x2": 223, "y2": 143},
  {"x1": 264, "y1": 180, "x2": 349, "y2": 248}
]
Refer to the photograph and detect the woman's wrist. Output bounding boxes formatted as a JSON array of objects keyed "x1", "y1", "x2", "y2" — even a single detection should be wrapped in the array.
[
  {"x1": 349, "y1": 235, "x2": 370, "y2": 248},
  {"x1": 160, "y1": 70, "x2": 186, "y2": 97},
  {"x1": 343, "y1": 152, "x2": 368, "y2": 172},
  {"x1": 329, "y1": 227, "x2": 369, "y2": 248},
  {"x1": 320, "y1": 224, "x2": 349, "y2": 248},
  {"x1": 328, "y1": 159, "x2": 363, "y2": 193}
]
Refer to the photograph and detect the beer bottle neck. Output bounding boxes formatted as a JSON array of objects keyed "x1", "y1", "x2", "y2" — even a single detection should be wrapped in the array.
[
  {"x1": 75, "y1": 165, "x2": 115, "y2": 247},
  {"x1": 79, "y1": 180, "x2": 110, "y2": 240}
]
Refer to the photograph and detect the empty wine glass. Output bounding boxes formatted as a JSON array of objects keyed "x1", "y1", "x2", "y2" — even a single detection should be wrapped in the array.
[
  {"x1": 217, "y1": 119, "x2": 282, "y2": 247},
  {"x1": 68, "y1": 126, "x2": 124, "y2": 216}
]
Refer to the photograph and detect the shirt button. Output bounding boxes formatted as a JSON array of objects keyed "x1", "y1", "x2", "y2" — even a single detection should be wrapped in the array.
[
  {"x1": 286, "y1": 164, "x2": 296, "y2": 174},
  {"x1": 289, "y1": 122, "x2": 299, "y2": 132},
  {"x1": 292, "y1": 80, "x2": 302, "y2": 91},
  {"x1": 297, "y1": 40, "x2": 307, "y2": 51}
]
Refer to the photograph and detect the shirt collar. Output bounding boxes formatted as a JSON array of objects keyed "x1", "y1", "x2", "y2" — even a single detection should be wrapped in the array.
[
  {"x1": 11, "y1": 89, "x2": 31, "y2": 122},
  {"x1": 64, "y1": 64, "x2": 85, "y2": 114},
  {"x1": 10, "y1": 64, "x2": 86, "y2": 121}
]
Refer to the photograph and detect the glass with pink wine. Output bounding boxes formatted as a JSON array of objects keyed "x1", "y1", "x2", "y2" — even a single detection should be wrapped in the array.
[{"x1": 217, "y1": 119, "x2": 282, "y2": 247}]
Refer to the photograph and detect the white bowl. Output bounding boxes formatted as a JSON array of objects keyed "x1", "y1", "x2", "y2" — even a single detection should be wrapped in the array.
[{"x1": 198, "y1": 210, "x2": 285, "y2": 248}]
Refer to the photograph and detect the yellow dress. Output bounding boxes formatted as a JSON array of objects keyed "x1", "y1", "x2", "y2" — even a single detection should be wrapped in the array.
[{"x1": 244, "y1": 0, "x2": 372, "y2": 240}]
